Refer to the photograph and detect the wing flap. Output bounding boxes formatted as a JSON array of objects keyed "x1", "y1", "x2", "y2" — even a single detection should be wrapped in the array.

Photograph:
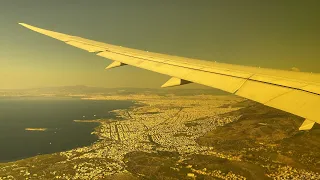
[
  {"x1": 184, "y1": 70, "x2": 247, "y2": 93},
  {"x1": 265, "y1": 90, "x2": 320, "y2": 124},
  {"x1": 235, "y1": 80, "x2": 294, "y2": 104}
]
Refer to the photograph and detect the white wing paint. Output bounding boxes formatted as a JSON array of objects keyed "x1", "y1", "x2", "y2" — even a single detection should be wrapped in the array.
[{"x1": 19, "y1": 23, "x2": 320, "y2": 130}]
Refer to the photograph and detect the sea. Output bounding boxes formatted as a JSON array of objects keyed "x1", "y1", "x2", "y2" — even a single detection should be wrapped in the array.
[{"x1": 0, "y1": 97, "x2": 134, "y2": 162}]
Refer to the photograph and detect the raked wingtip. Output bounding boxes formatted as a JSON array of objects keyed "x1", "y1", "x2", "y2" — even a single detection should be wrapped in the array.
[
  {"x1": 18, "y1": 23, "x2": 34, "y2": 29},
  {"x1": 18, "y1": 23, "x2": 30, "y2": 28}
]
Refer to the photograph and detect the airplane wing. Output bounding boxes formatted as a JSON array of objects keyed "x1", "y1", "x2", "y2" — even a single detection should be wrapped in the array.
[{"x1": 19, "y1": 23, "x2": 320, "y2": 131}]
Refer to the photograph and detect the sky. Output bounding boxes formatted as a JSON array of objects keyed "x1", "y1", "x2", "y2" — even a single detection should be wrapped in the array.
[{"x1": 0, "y1": 0, "x2": 319, "y2": 89}]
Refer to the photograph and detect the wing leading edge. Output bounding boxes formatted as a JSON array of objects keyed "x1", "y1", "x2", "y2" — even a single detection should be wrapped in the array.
[{"x1": 19, "y1": 23, "x2": 320, "y2": 130}]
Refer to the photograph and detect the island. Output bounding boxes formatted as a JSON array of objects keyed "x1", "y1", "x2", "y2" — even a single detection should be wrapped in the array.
[{"x1": 25, "y1": 128, "x2": 47, "y2": 131}]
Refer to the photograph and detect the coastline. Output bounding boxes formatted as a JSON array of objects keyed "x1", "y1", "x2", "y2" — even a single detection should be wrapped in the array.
[
  {"x1": 1, "y1": 94, "x2": 244, "y2": 179},
  {"x1": 0, "y1": 98, "x2": 135, "y2": 163},
  {"x1": 1, "y1": 94, "x2": 319, "y2": 179}
]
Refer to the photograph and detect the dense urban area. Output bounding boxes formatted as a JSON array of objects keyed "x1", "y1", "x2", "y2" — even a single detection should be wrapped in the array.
[{"x1": 0, "y1": 88, "x2": 319, "y2": 179}]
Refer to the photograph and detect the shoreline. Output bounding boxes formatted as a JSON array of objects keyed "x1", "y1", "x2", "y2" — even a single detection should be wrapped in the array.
[
  {"x1": 0, "y1": 98, "x2": 136, "y2": 164},
  {"x1": 1, "y1": 94, "x2": 319, "y2": 179}
]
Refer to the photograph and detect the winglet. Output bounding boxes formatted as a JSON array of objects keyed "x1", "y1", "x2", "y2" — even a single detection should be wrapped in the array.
[
  {"x1": 161, "y1": 77, "x2": 191, "y2": 88},
  {"x1": 299, "y1": 119, "x2": 315, "y2": 131},
  {"x1": 18, "y1": 22, "x2": 71, "y2": 41}
]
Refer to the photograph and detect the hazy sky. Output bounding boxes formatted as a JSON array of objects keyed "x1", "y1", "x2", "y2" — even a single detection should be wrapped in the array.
[{"x1": 0, "y1": 1, "x2": 319, "y2": 89}]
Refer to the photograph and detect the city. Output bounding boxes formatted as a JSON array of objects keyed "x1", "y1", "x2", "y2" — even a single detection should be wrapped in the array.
[{"x1": 0, "y1": 93, "x2": 319, "y2": 179}]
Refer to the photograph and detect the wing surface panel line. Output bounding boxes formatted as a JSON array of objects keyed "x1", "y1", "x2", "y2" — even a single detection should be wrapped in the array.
[
  {"x1": 233, "y1": 74, "x2": 256, "y2": 94},
  {"x1": 262, "y1": 89, "x2": 296, "y2": 105}
]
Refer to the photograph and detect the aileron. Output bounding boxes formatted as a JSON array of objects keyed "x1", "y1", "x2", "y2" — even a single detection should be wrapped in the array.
[{"x1": 235, "y1": 80, "x2": 293, "y2": 104}]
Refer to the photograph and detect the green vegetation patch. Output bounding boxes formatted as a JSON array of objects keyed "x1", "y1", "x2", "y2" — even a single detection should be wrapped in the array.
[
  {"x1": 0, "y1": 153, "x2": 68, "y2": 179},
  {"x1": 184, "y1": 154, "x2": 269, "y2": 180},
  {"x1": 173, "y1": 133, "x2": 193, "y2": 137},
  {"x1": 184, "y1": 122, "x2": 200, "y2": 127},
  {"x1": 124, "y1": 151, "x2": 188, "y2": 179},
  {"x1": 123, "y1": 151, "x2": 269, "y2": 180},
  {"x1": 197, "y1": 101, "x2": 320, "y2": 174}
]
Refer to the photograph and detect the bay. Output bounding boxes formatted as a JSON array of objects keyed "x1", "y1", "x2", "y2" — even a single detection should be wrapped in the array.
[{"x1": 0, "y1": 97, "x2": 133, "y2": 162}]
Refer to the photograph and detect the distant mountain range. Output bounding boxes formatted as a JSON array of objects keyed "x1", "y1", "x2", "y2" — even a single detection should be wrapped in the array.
[{"x1": 0, "y1": 85, "x2": 227, "y2": 96}]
